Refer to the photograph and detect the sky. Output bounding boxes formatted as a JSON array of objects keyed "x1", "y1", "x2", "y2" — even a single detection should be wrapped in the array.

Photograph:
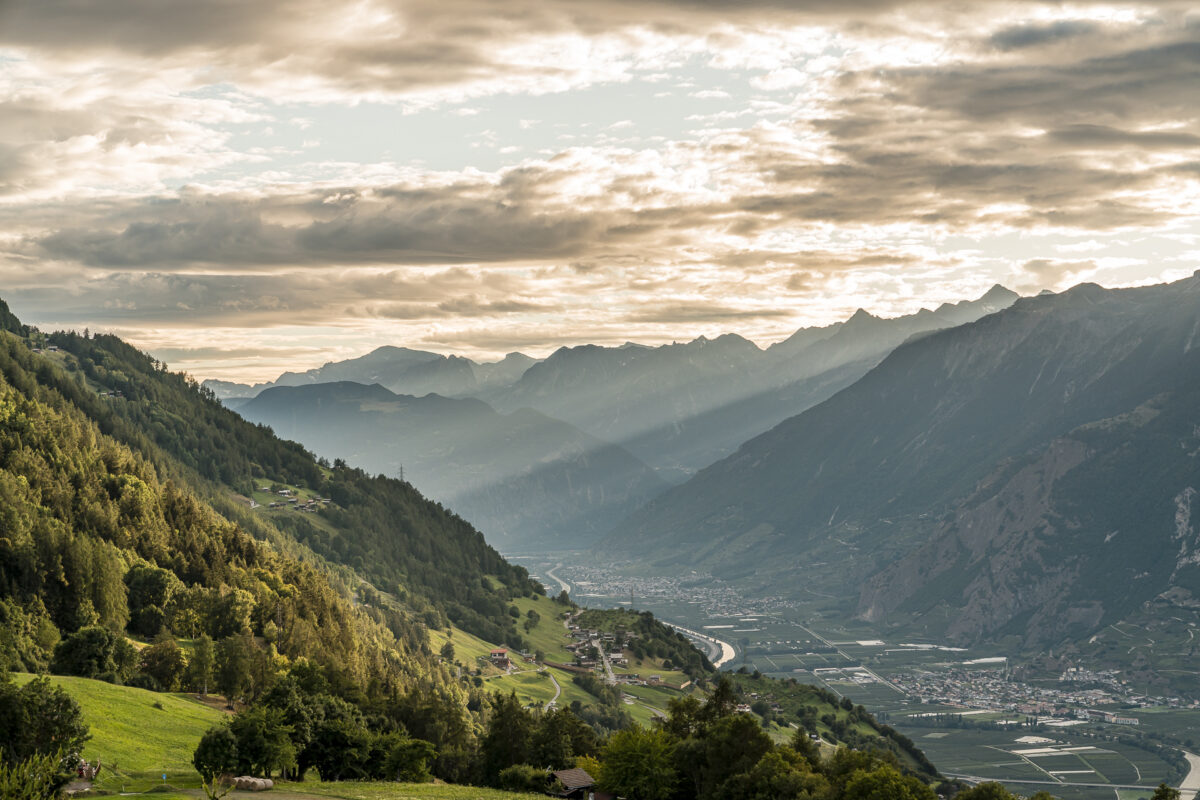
[{"x1": 1, "y1": 1, "x2": 1198, "y2": 382}]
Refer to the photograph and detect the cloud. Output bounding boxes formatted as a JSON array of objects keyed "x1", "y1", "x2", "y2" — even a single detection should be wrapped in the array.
[
  {"x1": 988, "y1": 20, "x2": 1102, "y2": 51},
  {"x1": 3, "y1": 0, "x2": 1200, "y2": 378},
  {"x1": 626, "y1": 301, "x2": 793, "y2": 324},
  {"x1": 1021, "y1": 258, "x2": 1099, "y2": 288}
]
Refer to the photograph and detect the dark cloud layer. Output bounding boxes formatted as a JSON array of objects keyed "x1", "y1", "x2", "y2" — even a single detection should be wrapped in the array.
[{"x1": 3, "y1": 0, "x2": 1200, "y2": 373}]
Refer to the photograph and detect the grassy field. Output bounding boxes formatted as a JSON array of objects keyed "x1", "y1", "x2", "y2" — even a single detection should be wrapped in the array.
[
  {"x1": 428, "y1": 624, "x2": 507, "y2": 670},
  {"x1": 272, "y1": 780, "x2": 546, "y2": 800},
  {"x1": 485, "y1": 668, "x2": 559, "y2": 706},
  {"x1": 40, "y1": 780, "x2": 549, "y2": 800},
  {"x1": 14, "y1": 673, "x2": 225, "y2": 792},
  {"x1": 508, "y1": 594, "x2": 576, "y2": 663}
]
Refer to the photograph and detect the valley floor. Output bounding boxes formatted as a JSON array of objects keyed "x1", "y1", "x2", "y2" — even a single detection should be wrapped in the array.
[{"x1": 519, "y1": 556, "x2": 1200, "y2": 800}]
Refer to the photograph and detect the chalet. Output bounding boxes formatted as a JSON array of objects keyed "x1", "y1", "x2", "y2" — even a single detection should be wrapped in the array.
[
  {"x1": 552, "y1": 767, "x2": 601, "y2": 800},
  {"x1": 647, "y1": 674, "x2": 661, "y2": 684},
  {"x1": 490, "y1": 648, "x2": 510, "y2": 669}
]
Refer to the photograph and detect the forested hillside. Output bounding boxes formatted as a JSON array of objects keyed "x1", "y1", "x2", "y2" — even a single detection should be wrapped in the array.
[
  {"x1": 0, "y1": 297, "x2": 546, "y2": 785},
  {"x1": 0, "y1": 308, "x2": 537, "y2": 648}
]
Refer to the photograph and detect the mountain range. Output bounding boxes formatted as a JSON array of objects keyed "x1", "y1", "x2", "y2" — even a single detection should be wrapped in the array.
[
  {"x1": 603, "y1": 274, "x2": 1200, "y2": 674},
  {"x1": 205, "y1": 347, "x2": 537, "y2": 402},
  {"x1": 212, "y1": 285, "x2": 1018, "y2": 546}
]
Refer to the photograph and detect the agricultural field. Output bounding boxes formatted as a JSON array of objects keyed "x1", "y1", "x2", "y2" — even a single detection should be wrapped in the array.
[
  {"x1": 894, "y1": 726, "x2": 1184, "y2": 799},
  {"x1": 1124, "y1": 707, "x2": 1200, "y2": 747}
]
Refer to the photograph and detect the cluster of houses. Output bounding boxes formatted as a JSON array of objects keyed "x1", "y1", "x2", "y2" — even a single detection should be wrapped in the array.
[
  {"x1": 566, "y1": 623, "x2": 629, "y2": 669},
  {"x1": 259, "y1": 487, "x2": 331, "y2": 512}
]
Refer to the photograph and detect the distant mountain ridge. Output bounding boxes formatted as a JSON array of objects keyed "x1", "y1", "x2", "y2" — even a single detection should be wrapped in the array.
[
  {"x1": 205, "y1": 285, "x2": 1019, "y2": 548},
  {"x1": 204, "y1": 347, "x2": 538, "y2": 401},
  {"x1": 238, "y1": 381, "x2": 668, "y2": 548},
  {"x1": 481, "y1": 285, "x2": 1018, "y2": 480},
  {"x1": 602, "y1": 274, "x2": 1200, "y2": 676}
]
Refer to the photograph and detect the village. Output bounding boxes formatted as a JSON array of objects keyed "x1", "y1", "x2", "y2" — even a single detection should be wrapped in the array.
[
  {"x1": 891, "y1": 665, "x2": 1200, "y2": 724},
  {"x1": 253, "y1": 485, "x2": 332, "y2": 513},
  {"x1": 484, "y1": 612, "x2": 688, "y2": 697}
]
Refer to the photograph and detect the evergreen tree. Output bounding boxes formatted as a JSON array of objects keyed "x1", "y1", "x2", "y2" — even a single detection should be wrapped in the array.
[
  {"x1": 598, "y1": 725, "x2": 677, "y2": 800},
  {"x1": 481, "y1": 692, "x2": 533, "y2": 783}
]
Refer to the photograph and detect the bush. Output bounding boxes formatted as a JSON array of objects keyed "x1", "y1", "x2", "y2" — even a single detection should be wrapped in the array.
[
  {"x1": 51, "y1": 626, "x2": 118, "y2": 678},
  {"x1": 382, "y1": 736, "x2": 436, "y2": 782},
  {"x1": 497, "y1": 764, "x2": 550, "y2": 793},
  {"x1": 126, "y1": 673, "x2": 164, "y2": 692},
  {"x1": 0, "y1": 674, "x2": 88, "y2": 791},
  {"x1": 193, "y1": 726, "x2": 238, "y2": 781}
]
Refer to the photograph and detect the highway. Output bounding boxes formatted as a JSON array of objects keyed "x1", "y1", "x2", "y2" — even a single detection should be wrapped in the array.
[
  {"x1": 544, "y1": 564, "x2": 571, "y2": 597},
  {"x1": 661, "y1": 621, "x2": 736, "y2": 668}
]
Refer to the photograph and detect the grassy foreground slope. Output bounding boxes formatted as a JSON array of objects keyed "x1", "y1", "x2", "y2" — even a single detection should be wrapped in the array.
[
  {"x1": 14, "y1": 673, "x2": 224, "y2": 790},
  {"x1": 275, "y1": 781, "x2": 544, "y2": 800},
  {"x1": 11, "y1": 674, "x2": 547, "y2": 800}
]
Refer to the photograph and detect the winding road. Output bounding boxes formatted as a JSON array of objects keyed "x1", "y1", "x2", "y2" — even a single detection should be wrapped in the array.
[{"x1": 544, "y1": 671, "x2": 562, "y2": 710}]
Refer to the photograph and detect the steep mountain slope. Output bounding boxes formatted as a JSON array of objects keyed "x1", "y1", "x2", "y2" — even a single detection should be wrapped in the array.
[
  {"x1": 486, "y1": 287, "x2": 1018, "y2": 480},
  {"x1": 0, "y1": 305, "x2": 539, "y2": 654},
  {"x1": 605, "y1": 275, "x2": 1200, "y2": 654},
  {"x1": 0, "y1": 326, "x2": 435, "y2": 690},
  {"x1": 859, "y1": 357, "x2": 1200, "y2": 648},
  {"x1": 238, "y1": 382, "x2": 668, "y2": 548}
]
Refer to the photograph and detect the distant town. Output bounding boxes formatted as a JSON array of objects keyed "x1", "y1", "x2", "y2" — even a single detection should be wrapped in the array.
[{"x1": 531, "y1": 558, "x2": 1200, "y2": 726}]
